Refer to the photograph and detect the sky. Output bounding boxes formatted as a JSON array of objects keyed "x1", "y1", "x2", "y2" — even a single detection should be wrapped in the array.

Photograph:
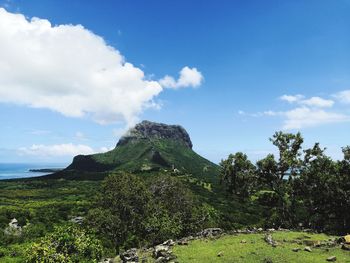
[{"x1": 0, "y1": 0, "x2": 349, "y2": 164}]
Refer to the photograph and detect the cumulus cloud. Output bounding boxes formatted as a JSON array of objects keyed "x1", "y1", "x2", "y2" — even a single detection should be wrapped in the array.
[
  {"x1": 18, "y1": 143, "x2": 113, "y2": 157},
  {"x1": 242, "y1": 93, "x2": 349, "y2": 130},
  {"x1": 300, "y1": 97, "x2": 334, "y2": 108},
  {"x1": 282, "y1": 107, "x2": 349, "y2": 129},
  {"x1": 280, "y1": 94, "x2": 334, "y2": 108},
  {"x1": 159, "y1": 66, "x2": 203, "y2": 89},
  {"x1": 334, "y1": 90, "x2": 350, "y2": 104},
  {"x1": 280, "y1": 94, "x2": 304, "y2": 103},
  {"x1": 0, "y1": 8, "x2": 203, "y2": 126},
  {"x1": 18, "y1": 144, "x2": 95, "y2": 157}
]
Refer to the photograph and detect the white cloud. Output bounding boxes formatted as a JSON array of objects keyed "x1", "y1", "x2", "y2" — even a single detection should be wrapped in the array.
[
  {"x1": 300, "y1": 97, "x2": 334, "y2": 108},
  {"x1": 238, "y1": 110, "x2": 281, "y2": 117},
  {"x1": 334, "y1": 90, "x2": 350, "y2": 104},
  {"x1": 280, "y1": 94, "x2": 304, "y2": 103},
  {"x1": 18, "y1": 143, "x2": 95, "y2": 157},
  {"x1": 282, "y1": 107, "x2": 349, "y2": 130},
  {"x1": 0, "y1": 9, "x2": 203, "y2": 126},
  {"x1": 159, "y1": 66, "x2": 203, "y2": 89},
  {"x1": 18, "y1": 143, "x2": 115, "y2": 157},
  {"x1": 280, "y1": 94, "x2": 334, "y2": 108},
  {"x1": 242, "y1": 93, "x2": 350, "y2": 130}
]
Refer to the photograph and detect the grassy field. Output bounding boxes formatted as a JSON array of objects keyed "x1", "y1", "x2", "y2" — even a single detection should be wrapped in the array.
[{"x1": 172, "y1": 231, "x2": 350, "y2": 263}]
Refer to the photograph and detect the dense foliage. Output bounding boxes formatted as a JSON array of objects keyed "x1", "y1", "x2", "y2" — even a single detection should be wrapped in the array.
[
  {"x1": 87, "y1": 173, "x2": 216, "y2": 253},
  {"x1": 25, "y1": 224, "x2": 102, "y2": 263},
  {"x1": 220, "y1": 131, "x2": 350, "y2": 234}
]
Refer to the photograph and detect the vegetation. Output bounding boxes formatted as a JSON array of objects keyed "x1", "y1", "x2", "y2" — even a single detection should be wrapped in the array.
[
  {"x1": 26, "y1": 224, "x2": 102, "y2": 263},
  {"x1": 220, "y1": 131, "x2": 350, "y2": 234},
  {"x1": 87, "y1": 173, "x2": 217, "y2": 254},
  {"x1": 0, "y1": 131, "x2": 350, "y2": 261}
]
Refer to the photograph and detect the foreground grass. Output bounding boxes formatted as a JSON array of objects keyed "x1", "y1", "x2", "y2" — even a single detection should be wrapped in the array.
[{"x1": 172, "y1": 231, "x2": 350, "y2": 263}]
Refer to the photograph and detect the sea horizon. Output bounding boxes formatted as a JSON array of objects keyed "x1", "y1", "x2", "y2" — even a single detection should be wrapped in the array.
[{"x1": 0, "y1": 162, "x2": 67, "y2": 180}]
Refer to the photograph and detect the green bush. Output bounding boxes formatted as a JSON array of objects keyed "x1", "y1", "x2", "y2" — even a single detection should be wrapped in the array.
[{"x1": 25, "y1": 224, "x2": 102, "y2": 263}]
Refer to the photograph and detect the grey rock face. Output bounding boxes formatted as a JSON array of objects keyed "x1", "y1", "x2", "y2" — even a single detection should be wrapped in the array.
[
  {"x1": 197, "y1": 228, "x2": 223, "y2": 238},
  {"x1": 117, "y1": 120, "x2": 193, "y2": 149},
  {"x1": 120, "y1": 248, "x2": 138, "y2": 262}
]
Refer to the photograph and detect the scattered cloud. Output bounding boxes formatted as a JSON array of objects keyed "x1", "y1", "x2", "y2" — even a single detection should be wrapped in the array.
[
  {"x1": 242, "y1": 93, "x2": 350, "y2": 130},
  {"x1": 300, "y1": 97, "x2": 334, "y2": 108},
  {"x1": 18, "y1": 143, "x2": 114, "y2": 157},
  {"x1": 280, "y1": 94, "x2": 334, "y2": 108},
  {"x1": 333, "y1": 90, "x2": 350, "y2": 104},
  {"x1": 0, "y1": 8, "x2": 203, "y2": 127},
  {"x1": 280, "y1": 94, "x2": 304, "y2": 103},
  {"x1": 159, "y1": 66, "x2": 203, "y2": 89},
  {"x1": 18, "y1": 144, "x2": 95, "y2": 157},
  {"x1": 238, "y1": 110, "x2": 281, "y2": 118},
  {"x1": 282, "y1": 107, "x2": 349, "y2": 130}
]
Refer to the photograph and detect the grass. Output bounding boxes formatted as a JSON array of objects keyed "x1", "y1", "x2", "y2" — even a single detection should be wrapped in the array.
[{"x1": 172, "y1": 231, "x2": 350, "y2": 263}]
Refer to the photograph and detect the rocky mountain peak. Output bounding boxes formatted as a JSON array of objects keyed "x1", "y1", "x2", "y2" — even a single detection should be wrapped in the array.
[{"x1": 116, "y1": 120, "x2": 193, "y2": 149}]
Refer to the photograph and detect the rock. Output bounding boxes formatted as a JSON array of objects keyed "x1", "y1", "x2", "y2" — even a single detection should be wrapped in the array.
[
  {"x1": 264, "y1": 234, "x2": 277, "y2": 247},
  {"x1": 326, "y1": 256, "x2": 337, "y2": 262},
  {"x1": 153, "y1": 244, "x2": 176, "y2": 261},
  {"x1": 154, "y1": 245, "x2": 170, "y2": 256},
  {"x1": 267, "y1": 228, "x2": 276, "y2": 232},
  {"x1": 177, "y1": 240, "x2": 189, "y2": 246},
  {"x1": 292, "y1": 248, "x2": 301, "y2": 252},
  {"x1": 70, "y1": 216, "x2": 84, "y2": 224},
  {"x1": 257, "y1": 228, "x2": 264, "y2": 232},
  {"x1": 304, "y1": 246, "x2": 312, "y2": 252},
  {"x1": 240, "y1": 239, "x2": 247, "y2": 244},
  {"x1": 4, "y1": 218, "x2": 22, "y2": 236},
  {"x1": 120, "y1": 248, "x2": 138, "y2": 262},
  {"x1": 341, "y1": 244, "x2": 350, "y2": 251},
  {"x1": 198, "y1": 228, "x2": 223, "y2": 238},
  {"x1": 117, "y1": 121, "x2": 193, "y2": 149},
  {"x1": 162, "y1": 239, "x2": 175, "y2": 246},
  {"x1": 217, "y1": 251, "x2": 224, "y2": 257},
  {"x1": 155, "y1": 257, "x2": 166, "y2": 263},
  {"x1": 344, "y1": 235, "x2": 350, "y2": 244}
]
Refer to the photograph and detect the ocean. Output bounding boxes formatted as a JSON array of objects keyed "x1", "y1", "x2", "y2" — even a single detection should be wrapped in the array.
[{"x1": 0, "y1": 163, "x2": 66, "y2": 180}]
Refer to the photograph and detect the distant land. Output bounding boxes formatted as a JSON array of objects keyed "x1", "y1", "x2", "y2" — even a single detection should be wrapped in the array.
[{"x1": 29, "y1": 168, "x2": 63, "y2": 173}]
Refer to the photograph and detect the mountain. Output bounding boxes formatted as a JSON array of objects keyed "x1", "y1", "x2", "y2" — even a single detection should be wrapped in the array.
[{"x1": 48, "y1": 121, "x2": 219, "y2": 180}]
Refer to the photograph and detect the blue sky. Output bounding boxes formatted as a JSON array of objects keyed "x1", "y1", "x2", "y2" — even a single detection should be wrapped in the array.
[{"x1": 0, "y1": 0, "x2": 350, "y2": 164}]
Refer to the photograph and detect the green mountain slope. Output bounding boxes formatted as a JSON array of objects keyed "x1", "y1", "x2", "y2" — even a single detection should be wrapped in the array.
[{"x1": 46, "y1": 121, "x2": 219, "y2": 181}]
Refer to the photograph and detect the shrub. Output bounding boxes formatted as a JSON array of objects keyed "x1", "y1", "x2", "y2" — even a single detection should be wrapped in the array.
[{"x1": 25, "y1": 224, "x2": 102, "y2": 263}]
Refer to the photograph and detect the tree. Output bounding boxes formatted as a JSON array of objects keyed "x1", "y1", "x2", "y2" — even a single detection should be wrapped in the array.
[
  {"x1": 87, "y1": 172, "x2": 151, "y2": 253},
  {"x1": 146, "y1": 174, "x2": 217, "y2": 244},
  {"x1": 292, "y1": 143, "x2": 338, "y2": 231},
  {"x1": 256, "y1": 132, "x2": 304, "y2": 227},
  {"x1": 270, "y1": 131, "x2": 303, "y2": 180},
  {"x1": 219, "y1": 152, "x2": 256, "y2": 198}
]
